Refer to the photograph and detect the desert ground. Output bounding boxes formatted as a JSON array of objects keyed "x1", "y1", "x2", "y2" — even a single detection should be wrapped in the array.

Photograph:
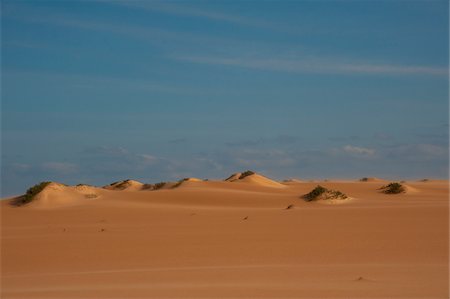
[{"x1": 1, "y1": 173, "x2": 448, "y2": 298}]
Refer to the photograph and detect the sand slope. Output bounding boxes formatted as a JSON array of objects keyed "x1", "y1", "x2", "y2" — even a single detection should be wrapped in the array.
[
  {"x1": 103, "y1": 180, "x2": 144, "y2": 191},
  {"x1": 225, "y1": 172, "x2": 286, "y2": 188},
  {"x1": 1, "y1": 180, "x2": 448, "y2": 298},
  {"x1": 17, "y1": 183, "x2": 102, "y2": 209}
]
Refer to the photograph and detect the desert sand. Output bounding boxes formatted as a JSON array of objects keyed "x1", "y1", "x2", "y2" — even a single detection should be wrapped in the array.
[{"x1": 1, "y1": 173, "x2": 448, "y2": 298}]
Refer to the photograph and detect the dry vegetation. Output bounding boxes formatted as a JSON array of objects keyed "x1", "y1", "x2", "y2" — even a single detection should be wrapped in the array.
[{"x1": 303, "y1": 185, "x2": 348, "y2": 202}]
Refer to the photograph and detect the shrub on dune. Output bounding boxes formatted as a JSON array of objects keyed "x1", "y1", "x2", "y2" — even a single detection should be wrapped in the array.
[
  {"x1": 152, "y1": 182, "x2": 166, "y2": 190},
  {"x1": 142, "y1": 184, "x2": 154, "y2": 190},
  {"x1": 16, "y1": 181, "x2": 52, "y2": 205},
  {"x1": 239, "y1": 170, "x2": 255, "y2": 179},
  {"x1": 381, "y1": 182, "x2": 405, "y2": 194},
  {"x1": 173, "y1": 178, "x2": 191, "y2": 188},
  {"x1": 303, "y1": 185, "x2": 348, "y2": 202}
]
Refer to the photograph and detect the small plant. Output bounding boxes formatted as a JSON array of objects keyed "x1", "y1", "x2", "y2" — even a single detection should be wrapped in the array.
[
  {"x1": 18, "y1": 181, "x2": 52, "y2": 205},
  {"x1": 173, "y1": 178, "x2": 189, "y2": 188},
  {"x1": 225, "y1": 173, "x2": 238, "y2": 181},
  {"x1": 153, "y1": 182, "x2": 166, "y2": 190},
  {"x1": 303, "y1": 185, "x2": 348, "y2": 202},
  {"x1": 381, "y1": 182, "x2": 405, "y2": 194},
  {"x1": 239, "y1": 170, "x2": 255, "y2": 179},
  {"x1": 303, "y1": 185, "x2": 327, "y2": 201},
  {"x1": 360, "y1": 177, "x2": 369, "y2": 182},
  {"x1": 114, "y1": 181, "x2": 130, "y2": 190},
  {"x1": 331, "y1": 190, "x2": 347, "y2": 198},
  {"x1": 142, "y1": 183, "x2": 154, "y2": 190}
]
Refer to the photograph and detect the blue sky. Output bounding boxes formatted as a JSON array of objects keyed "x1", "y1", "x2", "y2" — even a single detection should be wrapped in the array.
[{"x1": 1, "y1": 0, "x2": 448, "y2": 196}]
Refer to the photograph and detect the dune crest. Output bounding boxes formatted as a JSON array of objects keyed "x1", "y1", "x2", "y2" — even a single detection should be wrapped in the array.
[
  {"x1": 359, "y1": 177, "x2": 385, "y2": 182},
  {"x1": 103, "y1": 179, "x2": 144, "y2": 191},
  {"x1": 282, "y1": 178, "x2": 303, "y2": 184},
  {"x1": 225, "y1": 171, "x2": 286, "y2": 188},
  {"x1": 224, "y1": 172, "x2": 242, "y2": 182},
  {"x1": 173, "y1": 177, "x2": 203, "y2": 188},
  {"x1": 23, "y1": 182, "x2": 101, "y2": 208}
]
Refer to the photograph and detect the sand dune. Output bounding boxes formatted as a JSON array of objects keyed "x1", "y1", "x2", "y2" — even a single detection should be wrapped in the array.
[
  {"x1": 172, "y1": 177, "x2": 203, "y2": 188},
  {"x1": 1, "y1": 178, "x2": 448, "y2": 298},
  {"x1": 359, "y1": 177, "x2": 386, "y2": 182},
  {"x1": 225, "y1": 171, "x2": 286, "y2": 188},
  {"x1": 103, "y1": 179, "x2": 144, "y2": 191},
  {"x1": 17, "y1": 182, "x2": 102, "y2": 209},
  {"x1": 282, "y1": 178, "x2": 303, "y2": 184}
]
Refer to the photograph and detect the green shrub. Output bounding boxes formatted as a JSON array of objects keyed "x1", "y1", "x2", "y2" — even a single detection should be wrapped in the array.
[
  {"x1": 19, "y1": 181, "x2": 52, "y2": 205},
  {"x1": 239, "y1": 170, "x2": 255, "y2": 179},
  {"x1": 303, "y1": 185, "x2": 348, "y2": 201},
  {"x1": 382, "y1": 182, "x2": 405, "y2": 194}
]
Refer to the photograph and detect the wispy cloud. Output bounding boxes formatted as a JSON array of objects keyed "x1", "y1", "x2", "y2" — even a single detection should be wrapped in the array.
[
  {"x1": 225, "y1": 135, "x2": 299, "y2": 147},
  {"x1": 385, "y1": 143, "x2": 448, "y2": 161},
  {"x1": 342, "y1": 145, "x2": 376, "y2": 156},
  {"x1": 174, "y1": 55, "x2": 448, "y2": 76},
  {"x1": 41, "y1": 162, "x2": 79, "y2": 175},
  {"x1": 106, "y1": 0, "x2": 274, "y2": 29},
  {"x1": 3, "y1": 3, "x2": 232, "y2": 50},
  {"x1": 8, "y1": 3, "x2": 446, "y2": 78},
  {"x1": 3, "y1": 70, "x2": 214, "y2": 96}
]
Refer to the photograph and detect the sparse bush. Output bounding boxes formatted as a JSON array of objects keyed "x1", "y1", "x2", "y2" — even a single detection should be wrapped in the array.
[
  {"x1": 115, "y1": 181, "x2": 130, "y2": 190},
  {"x1": 303, "y1": 185, "x2": 348, "y2": 202},
  {"x1": 18, "y1": 181, "x2": 52, "y2": 205},
  {"x1": 142, "y1": 184, "x2": 154, "y2": 190},
  {"x1": 303, "y1": 185, "x2": 327, "y2": 201},
  {"x1": 225, "y1": 173, "x2": 238, "y2": 181},
  {"x1": 381, "y1": 182, "x2": 405, "y2": 194},
  {"x1": 153, "y1": 182, "x2": 166, "y2": 190},
  {"x1": 360, "y1": 177, "x2": 369, "y2": 182},
  {"x1": 77, "y1": 183, "x2": 93, "y2": 187},
  {"x1": 239, "y1": 170, "x2": 255, "y2": 179},
  {"x1": 173, "y1": 179, "x2": 187, "y2": 188}
]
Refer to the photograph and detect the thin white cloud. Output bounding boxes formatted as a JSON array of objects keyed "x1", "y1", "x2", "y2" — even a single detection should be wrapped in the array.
[
  {"x1": 41, "y1": 162, "x2": 79, "y2": 174},
  {"x1": 386, "y1": 143, "x2": 448, "y2": 161},
  {"x1": 8, "y1": 4, "x2": 445, "y2": 77},
  {"x1": 106, "y1": 0, "x2": 273, "y2": 29},
  {"x1": 3, "y1": 70, "x2": 214, "y2": 96},
  {"x1": 343, "y1": 145, "x2": 376, "y2": 156},
  {"x1": 174, "y1": 55, "x2": 448, "y2": 76}
]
